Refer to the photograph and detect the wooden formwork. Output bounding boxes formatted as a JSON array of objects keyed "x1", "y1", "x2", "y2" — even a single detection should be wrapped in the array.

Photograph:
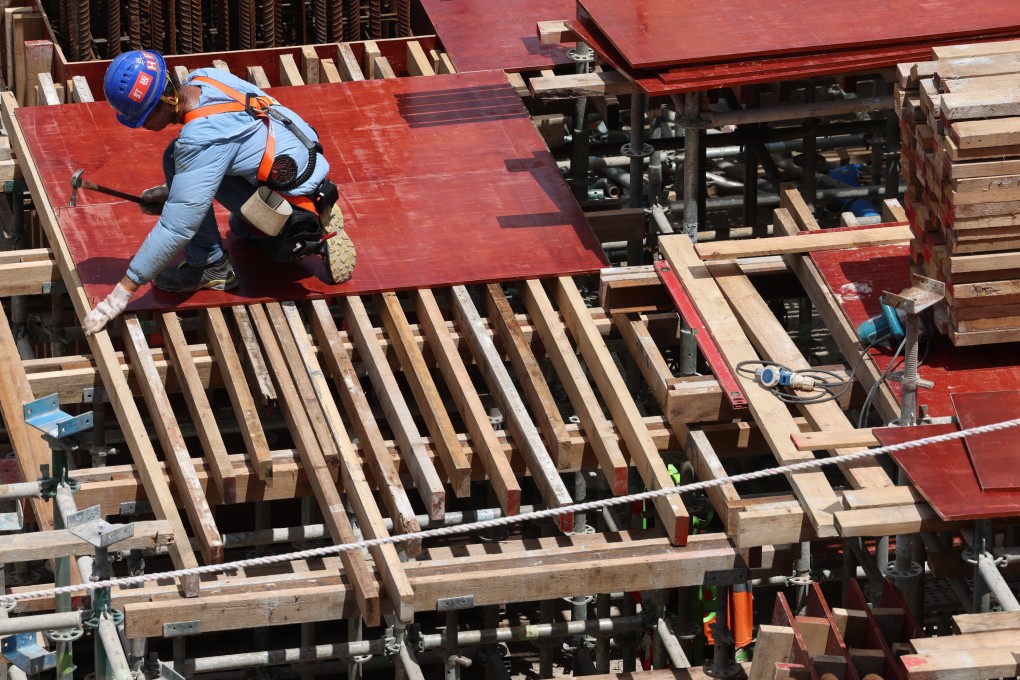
[{"x1": 0, "y1": 27, "x2": 980, "y2": 680}]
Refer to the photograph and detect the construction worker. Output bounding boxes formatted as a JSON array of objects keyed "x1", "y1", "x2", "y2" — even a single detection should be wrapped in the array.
[{"x1": 83, "y1": 49, "x2": 355, "y2": 335}]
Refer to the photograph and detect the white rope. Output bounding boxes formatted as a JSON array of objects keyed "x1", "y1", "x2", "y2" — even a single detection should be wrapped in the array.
[{"x1": 3, "y1": 416, "x2": 1017, "y2": 606}]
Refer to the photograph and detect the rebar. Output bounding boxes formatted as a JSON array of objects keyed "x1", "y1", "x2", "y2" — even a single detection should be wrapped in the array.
[
  {"x1": 190, "y1": 0, "x2": 203, "y2": 52},
  {"x1": 238, "y1": 0, "x2": 256, "y2": 49},
  {"x1": 75, "y1": 0, "x2": 95, "y2": 60},
  {"x1": 150, "y1": 0, "x2": 164, "y2": 53},
  {"x1": 396, "y1": 0, "x2": 410, "y2": 37},
  {"x1": 344, "y1": 0, "x2": 361, "y2": 41},
  {"x1": 273, "y1": 0, "x2": 284, "y2": 47},
  {"x1": 369, "y1": 0, "x2": 381, "y2": 39},
  {"x1": 314, "y1": 0, "x2": 328, "y2": 44},
  {"x1": 105, "y1": 0, "x2": 120, "y2": 57},
  {"x1": 177, "y1": 0, "x2": 192, "y2": 53},
  {"x1": 213, "y1": 0, "x2": 229, "y2": 52}
]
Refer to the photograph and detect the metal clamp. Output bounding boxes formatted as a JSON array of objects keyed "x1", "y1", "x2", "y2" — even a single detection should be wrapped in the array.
[
  {"x1": 566, "y1": 47, "x2": 595, "y2": 63},
  {"x1": 45, "y1": 626, "x2": 85, "y2": 642},
  {"x1": 884, "y1": 561, "x2": 922, "y2": 579},
  {"x1": 621, "y1": 142, "x2": 654, "y2": 159}
]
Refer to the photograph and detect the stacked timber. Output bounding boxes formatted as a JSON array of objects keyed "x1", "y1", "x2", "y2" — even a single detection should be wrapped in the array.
[
  {"x1": 900, "y1": 611, "x2": 1020, "y2": 679},
  {"x1": 896, "y1": 39, "x2": 1020, "y2": 346}
]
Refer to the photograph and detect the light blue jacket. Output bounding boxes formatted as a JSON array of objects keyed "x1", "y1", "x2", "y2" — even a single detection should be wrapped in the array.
[{"x1": 126, "y1": 68, "x2": 329, "y2": 284}]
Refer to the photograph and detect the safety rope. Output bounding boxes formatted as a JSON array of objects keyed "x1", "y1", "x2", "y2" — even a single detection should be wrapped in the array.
[{"x1": 3, "y1": 416, "x2": 1018, "y2": 606}]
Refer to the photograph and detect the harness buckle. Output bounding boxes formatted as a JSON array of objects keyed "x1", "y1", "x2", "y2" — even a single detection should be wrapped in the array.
[{"x1": 244, "y1": 92, "x2": 273, "y2": 118}]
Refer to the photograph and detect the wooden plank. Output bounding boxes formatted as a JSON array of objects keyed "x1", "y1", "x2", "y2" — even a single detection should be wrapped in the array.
[
  {"x1": 521, "y1": 279, "x2": 628, "y2": 495},
  {"x1": 450, "y1": 285, "x2": 574, "y2": 534},
  {"x1": 361, "y1": 40, "x2": 381, "y2": 79},
  {"x1": 793, "y1": 428, "x2": 879, "y2": 451},
  {"x1": 949, "y1": 116, "x2": 1020, "y2": 150},
  {"x1": 4, "y1": 7, "x2": 31, "y2": 90},
  {"x1": 370, "y1": 55, "x2": 396, "y2": 80},
  {"x1": 529, "y1": 71, "x2": 635, "y2": 100},
  {"x1": 436, "y1": 51, "x2": 457, "y2": 75},
  {"x1": 910, "y1": 630, "x2": 1020, "y2": 654},
  {"x1": 279, "y1": 53, "x2": 304, "y2": 86},
  {"x1": 953, "y1": 611, "x2": 1020, "y2": 634},
  {"x1": 695, "y1": 225, "x2": 910, "y2": 260},
  {"x1": 320, "y1": 58, "x2": 342, "y2": 84},
  {"x1": 840, "y1": 486, "x2": 922, "y2": 510},
  {"x1": 684, "y1": 430, "x2": 741, "y2": 528},
  {"x1": 276, "y1": 301, "x2": 414, "y2": 623},
  {"x1": 11, "y1": 16, "x2": 45, "y2": 105},
  {"x1": 483, "y1": 284, "x2": 573, "y2": 468},
  {"x1": 211, "y1": 59, "x2": 230, "y2": 72},
  {"x1": 1, "y1": 521, "x2": 174, "y2": 563},
  {"x1": 941, "y1": 91, "x2": 1020, "y2": 121},
  {"x1": 309, "y1": 299, "x2": 424, "y2": 547},
  {"x1": 772, "y1": 207, "x2": 900, "y2": 421},
  {"x1": 659, "y1": 236, "x2": 841, "y2": 537},
  {"x1": 247, "y1": 303, "x2": 381, "y2": 625},
  {"x1": 36, "y1": 72, "x2": 60, "y2": 106},
  {"x1": 246, "y1": 65, "x2": 271, "y2": 89},
  {"x1": 898, "y1": 649, "x2": 1019, "y2": 679},
  {"x1": 343, "y1": 295, "x2": 446, "y2": 519},
  {"x1": 337, "y1": 42, "x2": 365, "y2": 81},
  {"x1": 121, "y1": 316, "x2": 224, "y2": 564},
  {"x1": 377, "y1": 292, "x2": 472, "y2": 497},
  {"x1": 781, "y1": 184, "x2": 821, "y2": 231},
  {"x1": 933, "y1": 38, "x2": 1020, "y2": 60},
  {"x1": 202, "y1": 307, "x2": 273, "y2": 483},
  {"x1": 230, "y1": 306, "x2": 277, "y2": 407},
  {"x1": 300, "y1": 45, "x2": 320, "y2": 84},
  {"x1": 0, "y1": 258, "x2": 58, "y2": 296},
  {"x1": 553, "y1": 277, "x2": 690, "y2": 545},
  {"x1": 749, "y1": 625, "x2": 796, "y2": 680},
  {"x1": 406, "y1": 41, "x2": 436, "y2": 77},
  {"x1": 613, "y1": 312, "x2": 674, "y2": 412},
  {"x1": 412, "y1": 289, "x2": 521, "y2": 517},
  {"x1": 160, "y1": 312, "x2": 237, "y2": 504},
  {"x1": 69, "y1": 75, "x2": 93, "y2": 103},
  {"x1": 3, "y1": 88, "x2": 202, "y2": 595},
  {"x1": 712, "y1": 264, "x2": 892, "y2": 490},
  {"x1": 537, "y1": 20, "x2": 578, "y2": 45}
]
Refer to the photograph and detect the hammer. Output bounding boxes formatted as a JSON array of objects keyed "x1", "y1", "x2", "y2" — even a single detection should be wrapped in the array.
[{"x1": 69, "y1": 168, "x2": 146, "y2": 207}]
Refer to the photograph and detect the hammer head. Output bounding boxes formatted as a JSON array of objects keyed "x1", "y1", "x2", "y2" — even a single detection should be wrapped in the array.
[{"x1": 69, "y1": 168, "x2": 84, "y2": 207}]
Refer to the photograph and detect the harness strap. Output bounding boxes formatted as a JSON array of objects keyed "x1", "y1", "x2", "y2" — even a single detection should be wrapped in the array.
[{"x1": 183, "y1": 76, "x2": 280, "y2": 186}]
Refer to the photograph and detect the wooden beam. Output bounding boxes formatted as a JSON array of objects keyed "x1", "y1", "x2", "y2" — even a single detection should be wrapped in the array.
[
  {"x1": 278, "y1": 53, "x2": 304, "y2": 86},
  {"x1": 554, "y1": 277, "x2": 690, "y2": 545},
  {"x1": 413, "y1": 289, "x2": 521, "y2": 516},
  {"x1": 694, "y1": 225, "x2": 910, "y2": 261},
  {"x1": 521, "y1": 279, "x2": 628, "y2": 495},
  {"x1": 529, "y1": 71, "x2": 635, "y2": 100},
  {"x1": 300, "y1": 45, "x2": 320, "y2": 84},
  {"x1": 793, "y1": 429, "x2": 879, "y2": 451},
  {"x1": 309, "y1": 299, "x2": 423, "y2": 551},
  {"x1": 231, "y1": 305, "x2": 277, "y2": 407},
  {"x1": 953, "y1": 611, "x2": 1020, "y2": 634},
  {"x1": 160, "y1": 312, "x2": 237, "y2": 504},
  {"x1": 406, "y1": 41, "x2": 435, "y2": 77},
  {"x1": 337, "y1": 43, "x2": 365, "y2": 81},
  {"x1": 275, "y1": 301, "x2": 414, "y2": 623},
  {"x1": 202, "y1": 307, "x2": 273, "y2": 483},
  {"x1": 247, "y1": 303, "x2": 381, "y2": 626},
  {"x1": 1, "y1": 92, "x2": 201, "y2": 595},
  {"x1": 320, "y1": 59, "x2": 342, "y2": 84},
  {"x1": 537, "y1": 20, "x2": 578, "y2": 45},
  {"x1": 344, "y1": 295, "x2": 446, "y2": 519},
  {"x1": 377, "y1": 292, "x2": 472, "y2": 497},
  {"x1": 3, "y1": 521, "x2": 174, "y2": 563},
  {"x1": 450, "y1": 285, "x2": 574, "y2": 533},
  {"x1": 246, "y1": 65, "x2": 271, "y2": 89},
  {"x1": 122, "y1": 316, "x2": 224, "y2": 564}
]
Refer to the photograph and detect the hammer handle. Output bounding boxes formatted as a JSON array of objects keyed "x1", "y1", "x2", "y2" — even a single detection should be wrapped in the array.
[{"x1": 82, "y1": 180, "x2": 146, "y2": 204}]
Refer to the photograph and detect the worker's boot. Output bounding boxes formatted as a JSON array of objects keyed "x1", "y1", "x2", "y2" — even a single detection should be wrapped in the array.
[
  {"x1": 316, "y1": 204, "x2": 356, "y2": 285},
  {"x1": 153, "y1": 253, "x2": 238, "y2": 293}
]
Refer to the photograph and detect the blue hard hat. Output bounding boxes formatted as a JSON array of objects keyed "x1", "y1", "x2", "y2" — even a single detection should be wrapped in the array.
[{"x1": 103, "y1": 50, "x2": 168, "y2": 128}]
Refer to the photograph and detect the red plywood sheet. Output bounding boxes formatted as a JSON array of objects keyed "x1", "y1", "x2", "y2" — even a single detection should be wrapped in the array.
[
  {"x1": 809, "y1": 245, "x2": 1020, "y2": 418},
  {"x1": 576, "y1": 0, "x2": 1020, "y2": 70},
  {"x1": 16, "y1": 71, "x2": 607, "y2": 312},
  {"x1": 952, "y1": 391, "x2": 1020, "y2": 491},
  {"x1": 874, "y1": 423, "x2": 1020, "y2": 521},
  {"x1": 419, "y1": 0, "x2": 576, "y2": 73}
]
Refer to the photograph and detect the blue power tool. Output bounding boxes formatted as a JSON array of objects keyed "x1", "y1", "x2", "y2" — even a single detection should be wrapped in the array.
[{"x1": 856, "y1": 302, "x2": 907, "y2": 345}]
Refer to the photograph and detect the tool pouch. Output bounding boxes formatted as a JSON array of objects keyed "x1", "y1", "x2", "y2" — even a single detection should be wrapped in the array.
[{"x1": 240, "y1": 186, "x2": 292, "y2": 236}]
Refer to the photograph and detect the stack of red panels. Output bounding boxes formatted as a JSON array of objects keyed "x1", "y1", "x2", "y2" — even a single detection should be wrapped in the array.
[{"x1": 568, "y1": 0, "x2": 1020, "y2": 93}]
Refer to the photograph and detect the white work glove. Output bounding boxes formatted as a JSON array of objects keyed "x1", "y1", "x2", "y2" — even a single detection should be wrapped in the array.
[
  {"x1": 83, "y1": 283, "x2": 133, "y2": 336},
  {"x1": 140, "y1": 184, "x2": 169, "y2": 215}
]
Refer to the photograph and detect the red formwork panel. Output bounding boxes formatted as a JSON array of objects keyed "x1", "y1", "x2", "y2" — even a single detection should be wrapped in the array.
[
  {"x1": 16, "y1": 71, "x2": 608, "y2": 312},
  {"x1": 874, "y1": 424, "x2": 1020, "y2": 521},
  {"x1": 952, "y1": 391, "x2": 1020, "y2": 492},
  {"x1": 576, "y1": 0, "x2": 1020, "y2": 70},
  {"x1": 809, "y1": 245, "x2": 1020, "y2": 419},
  {"x1": 419, "y1": 0, "x2": 576, "y2": 73}
]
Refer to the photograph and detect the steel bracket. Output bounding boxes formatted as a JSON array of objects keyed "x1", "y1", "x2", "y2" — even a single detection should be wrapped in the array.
[
  {"x1": 163, "y1": 620, "x2": 201, "y2": 637},
  {"x1": 436, "y1": 595, "x2": 475, "y2": 612},
  {"x1": 703, "y1": 568, "x2": 749, "y2": 587},
  {"x1": 1, "y1": 633, "x2": 57, "y2": 674}
]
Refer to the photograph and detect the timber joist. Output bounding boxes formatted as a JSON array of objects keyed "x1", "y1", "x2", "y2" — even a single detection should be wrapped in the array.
[{"x1": 0, "y1": 33, "x2": 949, "y2": 646}]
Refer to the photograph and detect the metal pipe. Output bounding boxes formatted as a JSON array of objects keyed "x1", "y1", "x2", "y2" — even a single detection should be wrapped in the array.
[
  {"x1": 977, "y1": 553, "x2": 1020, "y2": 611},
  {"x1": 656, "y1": 618, "x2": 691, "y2": 669},
  {"x1": 679, "y1": 92, "x2": 701, "y2": 240},
  {"x1": 419, "y1": 614, "x2": 647, "y2": 650},
  {"x1": 398, "y1": 639, "x2": 426, "y2": 680},
  {"x1": 0, "y1": 611, "x2": 84, "y2": 636},
  {"x1": 0, "y1": 481, "x2": 43, "y2": 501},
  {"x1": 650, "y1": 204, "x2": 674, "y2": 235},
  {"x1": 708, "y1": 95, "x2": 893, "y2": 127},
  {"x1": 98, "y1": 614, "x2": 132, "y2": 680}
]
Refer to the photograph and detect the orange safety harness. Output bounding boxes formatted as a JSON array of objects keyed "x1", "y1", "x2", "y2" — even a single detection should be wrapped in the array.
[{"x1": 183, "y1": 76, "x2": 319, "y2": 215}]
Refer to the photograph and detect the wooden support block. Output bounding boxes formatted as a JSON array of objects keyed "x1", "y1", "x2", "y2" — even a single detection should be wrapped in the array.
[
  {"x1": 882, "y1": 198, "x2": 908, "y2": 223},
  {"x1": 21, "y1": 39, "x2": 52, "y2": 106},
  {"x1": 413, "y1": 290, "x2": 521, "y2": 517},
  {"x1": 362, "y1": 40, "x2": 381, "y2": 79},
  {"x1": 537, "y1": 20, "x2": 578, "y2": 45},
  {"x1": 320, "y1": 58, "x2": 342, "y2": 84},
  {"x1": 812, "y1": 655, "x2": 847, "y2": 679},
  {"x1": 377, "y1": 292, "x2": 472, "y2": 497},
  {"x1": 247, "y1": 303, "x2": 381, "y2": 625},
  {"x1": 344, "y1": 295, "x2": 446, "y2": 519},
  {"x1": 849, "y1": 648, "x2": 887, "y2": 677},
  {"x1": 173, "y1": 65, "x2": 190, "y2": 83},
  {"x1": 122, "y1": 316, "x2": 225, "y2": 564},
  {"x1": 749, "y1": 625, "x2": 796, "y2": 680},
  {"x1": 529, "y1": 71, "x2": 635, "y2": 100},
  {"x1": 211, "y1": 59, "x2": 230, "y2": 72},
  {"x1": 300, "y1": 45, "x2": 320, "y2": 84},
  {"x1": 10, "y1": 13, "x2": 45, "y2": 105},
  {"x1": 35, "y1": 72, "x2": 60, "y2": 106},
  {"x1": 4, "y1": 7, "x2": 32, "y2": 89},
  {"x1": 337, "y1": 42, "x2": 365, "y2": 81},
  {"x1": 872, "y1": 607, "x2": 905, "y2": 644},
  {"x1": 309, "y1": 299, "x2": 424, "y2": 551},
  {"x1": 202, "y1": 307, "x2": 273, "y2": 484},
  {"x1": 796, "y1": 615, "x2": 833, "y2": 657},
  {"x1": 279, "y1": 54, "x2": 304, "y2": 86},
  {"x1": 437, "y1": 51, "x2": 457, "y2": 75},
  {"x1": 275, "y1": 301, "x2": 413, "y2": 623},
  {"x1": 554, "y1": 277, "x2": 690, "y2": 545},
  {"x1": 522, "y1": 279, "x2": 629, "y2": 495},
  {"x1": 450, "y1": 285, "x2": 574, "y2": 534},
  {"x1": 68, "y1": 75, "x2": 92, "y2": 103},
  {"x1": 483, "y1": 284, "x2": 573, "y2": 469},
  {"x1": 246, "y1": 65, "x2": 271, "y2": 89},
  {"x1": 406, "y1": 41, "x2": 435, "y2": 77},
  {"x1": 371, "y1": 55, "x2": 396, "y2": 80},
  {"x1": 160, "y1": 312, "x2": 237, "y2": 504}
]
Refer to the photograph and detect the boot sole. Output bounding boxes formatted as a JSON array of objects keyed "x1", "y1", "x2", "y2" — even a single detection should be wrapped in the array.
[{"x1": 320, "y1": 205, "x2": 356, "y2": 284}]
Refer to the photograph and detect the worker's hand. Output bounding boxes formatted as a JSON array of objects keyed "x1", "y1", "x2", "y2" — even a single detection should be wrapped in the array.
[
  {"x1": 83, "y1": 283, "x2": 133, "y2": 336},
  {"x1": 140, "y1": 184, "x2": 169, "y2": 215}
]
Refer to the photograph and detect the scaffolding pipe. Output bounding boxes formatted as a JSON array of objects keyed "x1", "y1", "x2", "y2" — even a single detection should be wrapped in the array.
[
  {"x1": 977, "y1": 553, "x2": 1020, "y2": 611},
  {"x1": 0, "y1": 481, "x2": 43, "y2": 501},
  {"x1": 398, "y1": 640, "x2": 427, "y2": 680},
  {"x1": 656, "y1": 618, "x2": 691, "y2": 669},
  {"x1": 0, "y1": 611, "x2": 83, "y2": 636},
  {"x1": 188, "y1": 640, "x2": 388, "y2": 673},
  {"x1": 98, "y1": 614, "x2": 132, "y2": 680},
  {"x1": 650, "y1": 204, "x2": 674, "y2": 235},
  {"x1": 706, "y1": 95, "x2": 893, "y2": 128},
  {"x1": 419, "y1": 613, "x2": 646, "y2": 650}
]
